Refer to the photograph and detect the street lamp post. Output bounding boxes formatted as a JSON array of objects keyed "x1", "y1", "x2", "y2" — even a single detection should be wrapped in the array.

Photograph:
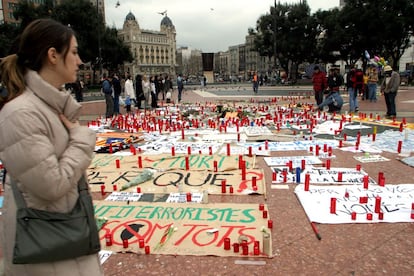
[{"x1": 96, "y1": 0, "x2": 103, "y2": 82}]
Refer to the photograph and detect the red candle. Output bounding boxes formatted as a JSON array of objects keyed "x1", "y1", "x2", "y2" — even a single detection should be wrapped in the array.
[
  {"x1": 362, "y1": 175, "x2": 368, "y2": 189},
  {"x1": 304, "y1": 174, "x2": 310, "y2": 191},
  {"x1": 301, "y1": 159, "x2": 306, "y2": 170},
  {"x1": 268, "y1": 219, "x2": 273, "y2": 229},
  {"x1": 100, "y1": 184, "x2": 106, "y2": 196},
  {"x1": 379, "y1": 177, "x2": 385, "y2": 187},
  {"x1": 351, "y1": 212, "x2": 357, "y2": 220},
  {"x1": 375, "y1": 196, "x2": 381, "y2": 213},
  {"x1": 209, "y1": 146, "x2": 212, "y2": 155},
  {"x1": 115, "y1": 159, "x2": 120, "y2": 168},
  {"x1": 272, "y1": 172, "x2": 277, "y2": 182},
  {"x1": 242, "y1": 244, "x2": 249, "y2": 255},
  {"x1": 378, "y1": 212, "x2": 384, "y2": 220},
  {"x1": 122, "y1": 239, "x2": 128, "y2": 248},
  {"x1": 259, "y1": 203, "x2": 264, "y2": 211},
  {"x1": 226, "y1": 143, "x2": 231, "y2": 156},
  {"x1": 224, "y1": 238, "x2": 231, "y2": 250},
  {"x1": 366, "y1": 213, "x2": 373, "y2": 220},
  {"x1": 241, "y1": 165, "x2": 246, "y2": 181},
  {"x1": 248, "y1": 146, "x2": 253, "y2": 157},
  {"x1": 171, "y1": 146, "x2": 175, "y2": 156},
  {"x1": 145, "y1": 245, "x2": 150, "y2": 254},
  {"x1": 139, "y1": 238, "x2": 145, "y2": 248},
  {"x1": 131, "y1": 145, "x2": 136, "y2": 155},
  {"x1": 378, "y1": 172, "x2": 384, "y2": 184},
  {"x1": 213, "y1": 160, "x2": 218, "y2": 172},
  {"x1": 287, "y1": 160, "x2": 293, "y2": 171},
  {"x1": 138, "y1": 156, "x2": 142, "y2": 168},
  {"x1": 186, "y1": 192, "x2": 192, "y2": 202},
  {"x1": 337, "y1": 172, "x2": 343, "y2": 182},
  {"x1": 221, "y1": 180, "x2": 226, "y2": 194},
  {"x1": 326, "y1": 159, "x2": 331, "y2": 170},
  {"x1": 229, "y1": 186, "x2": 234, "y2": 194},
  {"x1": 233, "y1": 243, "x2": 240, "y2": 253},
  {"x1": 356, "y1": 164, "x2": 361, "y2": 171},
  {"x1": 136, "y1": 187, "x2": 141, "y2": 193},
  {"x1": 262, "y1": 210, "x2": 268, "y2": 218},
  {"x1": 330, "y1": 197, "x2": 336, "y2": 214},
  {"x1": 105, "y1": 234, "x2": 113, "y2": 246},
  {"x1": 397, "y1": 140, "x2": 402, "y2": 153},
  {"x1": 187, "y1": 146, "x2": 191, "y2": 155},
  {"x1": 253, "y1": 244, "x2": 260, "y2": 255},
  {"x1": 185, "y1": 156, "x2": 190, "y2": 170},
  {"x1": 252, "y1": 176, "x2": 257, "y2": 187}
]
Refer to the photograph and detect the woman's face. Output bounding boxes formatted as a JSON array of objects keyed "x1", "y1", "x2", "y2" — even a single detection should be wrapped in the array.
[{"x1": 56, "y1": 36, "x2": 83, "y2": 84}]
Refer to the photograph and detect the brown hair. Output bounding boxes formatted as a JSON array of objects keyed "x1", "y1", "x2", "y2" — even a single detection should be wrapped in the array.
[{"x1": 0, "y1": 18, "x2": 75, "y2": 110}]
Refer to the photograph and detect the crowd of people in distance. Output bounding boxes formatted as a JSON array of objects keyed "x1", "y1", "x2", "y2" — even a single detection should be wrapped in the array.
[
  {"x1": 101, "y1": 73, "x2": 182, "y2": 118},
  {"x1": 312, "y1": 63, "x2": 400, "y2": 118}
]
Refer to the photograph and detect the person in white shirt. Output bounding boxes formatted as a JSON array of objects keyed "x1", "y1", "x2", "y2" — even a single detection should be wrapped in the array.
[{"x1": 124, "y1": 75, "x2": 135, "y2": 112}]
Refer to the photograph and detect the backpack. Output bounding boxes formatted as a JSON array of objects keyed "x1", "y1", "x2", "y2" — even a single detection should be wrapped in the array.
[
  {"x1": 102, "y1": 79, "x2": 113, "y2": 95},
  {"x1": 355, "y1": 70, "x2": 364, "y2": 84},
  {"x1": 353, "y1": 69, "x2": 364, "y2": 89}
]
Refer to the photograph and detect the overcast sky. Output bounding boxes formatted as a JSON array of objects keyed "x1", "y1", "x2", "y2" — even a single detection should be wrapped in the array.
[{"x1": 105, "y1": 0, "x2": 339, "y2": 52}]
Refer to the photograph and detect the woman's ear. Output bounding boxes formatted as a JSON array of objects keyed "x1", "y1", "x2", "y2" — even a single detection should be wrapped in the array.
[{"x1": 47, "y1": 47, "x2": 58, "y2": 65}]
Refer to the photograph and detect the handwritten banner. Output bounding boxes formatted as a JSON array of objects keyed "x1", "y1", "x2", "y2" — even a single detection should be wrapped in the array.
[
  {"x1": 95, "y1": 201, "x2": 273, "y2": 257},
  {"x1": 105, "y1": 192, "x2": 204, "y2": 203},
  {"x1": 353, "y1": 154, "x2": 390, "y2": 163},
  {"x1": 90, "y1": 153, "x2": 255, "y2": 171},
  {"x1": 88, "y1": 168, "x2": 266, "y2": 195},
  {"x1": 271, "y1": 167, "x2": 376, "y2": 185},
  {"x1": 295, "y1": 184, "x2": 414, "y2": 223},
  {"x1": 265, "y1": 156, "x2": 322, "y2": 167},
  {"x1": 244, "y1": 139, "x2": 338, "y2": 152}
]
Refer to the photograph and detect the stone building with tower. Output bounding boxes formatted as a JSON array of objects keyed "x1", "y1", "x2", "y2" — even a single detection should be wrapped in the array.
[{"x1": 118, "y1": 11, "x2": 177, "y2": 78}]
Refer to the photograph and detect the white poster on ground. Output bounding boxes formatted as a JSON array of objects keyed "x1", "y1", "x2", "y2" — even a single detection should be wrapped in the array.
[{"x1": 295, "y1": 184, "x2": 414, "y2": 224}]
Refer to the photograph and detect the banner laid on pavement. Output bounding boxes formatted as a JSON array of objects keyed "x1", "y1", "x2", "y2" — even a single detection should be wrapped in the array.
[
  {"x1": 271, "y1": 167, "x2": 376, "y2": 185},
  {"x1": 88, "y1": 167, "x2": 266, "y2": 195},
  {"x1": 95, "y1": 201, "x2": 273, "y2": 257},
  {"x1": 295, "y1": 184, "x2": 414, "y2": 224}
]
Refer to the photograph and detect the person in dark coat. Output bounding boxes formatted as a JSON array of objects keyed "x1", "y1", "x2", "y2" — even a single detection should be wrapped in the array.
[
  {"x1": 112, "y1": 74, "x2": 122, "y2": 115},
  {"x1": 135, "y1": 74, "x2": 144, "y2": 109}
]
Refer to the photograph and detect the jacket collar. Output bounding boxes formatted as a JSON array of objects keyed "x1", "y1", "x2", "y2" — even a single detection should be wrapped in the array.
[{"x1": 25, "y1": 70, "x2": 81, "y2": 121}]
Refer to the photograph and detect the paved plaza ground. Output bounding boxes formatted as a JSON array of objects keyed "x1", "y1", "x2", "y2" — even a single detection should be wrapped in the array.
[{"x1": 1, "y1": 84, "x2": 414, "y2": 275}]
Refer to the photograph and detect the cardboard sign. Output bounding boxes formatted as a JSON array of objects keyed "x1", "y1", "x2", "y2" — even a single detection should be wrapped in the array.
[
  {"x1": 95, "y1": 201, "x2": 273, "y2": 257},
  {"x1": 88, "y1": 168, "x2": 266, "y2": 195}
]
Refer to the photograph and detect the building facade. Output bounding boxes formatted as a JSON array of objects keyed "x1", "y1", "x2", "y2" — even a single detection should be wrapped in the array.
[
  {"x1": 118, "y1": 12, "x2": 177, "y2": 78},
  {"x1": 1, "y1": 0, "x2": 49, "y2": 24}
]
